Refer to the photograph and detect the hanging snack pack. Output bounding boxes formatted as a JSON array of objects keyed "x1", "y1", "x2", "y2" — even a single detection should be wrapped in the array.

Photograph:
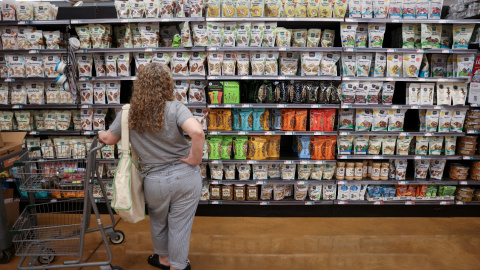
[
  {"x1": 355, "y1": 109, "x2": 373, "y2": 131},
  {"x1": 340, "y1": 23, "x2": 357, "y2": 48},
  {"x1": 388, "y1": 109, "x2": 406, "y2": 131}
]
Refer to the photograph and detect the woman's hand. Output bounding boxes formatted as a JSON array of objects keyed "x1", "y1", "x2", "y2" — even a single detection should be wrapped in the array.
[{"x1": 179, "y1": 148, "x2": 202, "y2": 166}]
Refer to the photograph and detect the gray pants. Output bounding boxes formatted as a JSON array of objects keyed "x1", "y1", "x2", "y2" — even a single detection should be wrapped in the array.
[{"x1": 144, "y1": 163, "x2": 202, "y2": 269}]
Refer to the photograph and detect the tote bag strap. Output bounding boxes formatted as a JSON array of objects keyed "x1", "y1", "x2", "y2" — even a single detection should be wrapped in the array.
[{"x1": 121, "y1": 104, "x2": 131, "y2": 156}]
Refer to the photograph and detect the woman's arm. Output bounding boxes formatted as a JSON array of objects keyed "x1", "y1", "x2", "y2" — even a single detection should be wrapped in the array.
[
  {"x1": 179, "y1": 118, "x2": 205, "y2": 166},
  {"x1": 98, "y1": 130, "x2": 121, "y2": 145}
]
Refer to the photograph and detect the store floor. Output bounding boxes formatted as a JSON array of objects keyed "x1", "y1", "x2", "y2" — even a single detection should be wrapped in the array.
[{"x1": 2, "y1": 216, "x2": 480, "y2": 270}]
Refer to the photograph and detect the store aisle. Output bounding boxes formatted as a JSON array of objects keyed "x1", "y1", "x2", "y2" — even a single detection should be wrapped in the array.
[{"x1": 2, "y1": 216, "x2": 480, "y2": 270}]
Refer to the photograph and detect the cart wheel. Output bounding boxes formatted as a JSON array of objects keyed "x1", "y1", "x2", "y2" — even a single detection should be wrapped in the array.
[
  {"x1": 38, "y1": 249, "x2": 55, "y2": 265},
  {"x1": 109, "y1": 230, "x2": 125, "y2": 245},
  {"x1": 0, "y1": 250, "x2": 11, "y2": 264}
]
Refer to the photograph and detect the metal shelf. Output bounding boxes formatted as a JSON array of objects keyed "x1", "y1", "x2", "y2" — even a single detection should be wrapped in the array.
[
  {"x1": 208, "y1": 103, "x2": 340, "y2": 109},
  {"x1": 344, "y1": 18, "x2": 480, "y2": 24},
  {"x1": 207, "y1": 47, "x2": 342, "y2": 52},
  {"x1": 455, "y1": 201, "x2": 480, "y2": 205},
  {"x1": 205, "y1": 17, "x2": 343, "y2": 22},
  {"x1": 70, "y1": 18, "x2": 205, "y2": 24},
  {"x1": 81, "y1": 104, "x2": 123, "y2": 109},
  {"x1": 336, "y1": 180, "x2": 460, "y2": 185},
  {"x1": 0, "y1": 20, "x2": 70, "y2": 26},
  {"x1": 207, "y1": 75, "x2": 341, "y2": 81},
  {"x1": 337, "y1": 155, "x2": 463, "y2": 160},
  {"x1": 204, "y1": 159, "x2": 336, "y2": 165},
  {"x1": 341, "y1": 104, "x2": 470, "y2": 110},
  {"x1": 335, "y1": 200, "x2": 456, "y2": 205},
  {"x1": 0, "y1": 104, "x2": 78, "y2": 110},
  {"x1": 206, "y1": 130, "x2": 337, "y2": 136},
  {"x1": 79, "y1": 76, "x2": 206, "y2": 81},
  {"x1": 0, "y1": 49, "x2": 67, "y2": 54},
  {"x1": 186, "y1": 103, "x2": 208, "y2": 108},
  {"x1": 337, "y1": 131, "x2": 465, "y2": 136},
  {"x1": 3, "y1": 77, "x2": 56, "y2": 82},
  {"x1": 343, "y1": 48, "x2": 478, "y2": 54},
  {"x1": 466, "y1": 130, "x2": 480, "y2": 134},
  {"x1": 207, "y1": 179, "x2": 335, "y2": 185},
  {"x1": 20, "y1": 130, "x2": 83, "y2": 136},
  {"x1": 457, "y1": 180, "x2": 480, "y2": 185},
  {"x1": 206, "y1": 199, "x2": 334, "y2": 205},
  {"x1": 342, "y1": 77, "x2": 468, "y2": 82},
  {"x1": 77, "y1": 47, "x2": 205, "y2": 53}
]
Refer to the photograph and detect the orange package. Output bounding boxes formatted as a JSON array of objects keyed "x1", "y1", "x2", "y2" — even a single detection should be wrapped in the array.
[
  {"x1": 323, "y1": 109, "x2": 336, "y2": 131},
  {"x1": 309, "y1": 110, "x2": 324, "y2": 131},
  {"x1": 324, "y1": 136, "x2": 337, "y2": 159},
  {"x1": 310, "y1": 136, "x2": 325, "y2": 160},
  {"x1": 396, "y1": 185, "x2": 408, "y2": 197},
  {"x1": 207, "y1": 109, "x2": 218, "y2": 130},
  {"x1": 266, "y1": 135, "x2": 281, "y2": 158},
  {"x1": 222, "y1": 109, "x2": 233, "y2": 131},
  {"x1": 249, "y1": 136, "x2": 268, "y2": 160},
  {"x1": 281, "y1": 109, "x2": 296, "y2": 131},
  {"x1": 294, "y1": 109, "x2": 308, "y2": 131},
  {"x1": 405, "y1": 185, "x2": 417, "y2": 197},
  {"x1": 416, "y1": 185, "x2": 428, "y2": 197},
  {"x1": 261, "y1": 109, "x2": 270, "y2": 131}
]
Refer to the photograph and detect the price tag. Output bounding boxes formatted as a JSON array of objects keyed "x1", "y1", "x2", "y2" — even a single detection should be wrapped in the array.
[
  {"x1": 246, "y1": 160, "x2": 257, "y2": 164},
  {"x1": 338, "y1": 201, "x2": 348, "y2": 205},
  {"x1": 211, "y1": 200, "x2": 222, "y2": 205},
  {"x1": 278, "y1": 76, "x2": 286, "y2": 80},
  {"x1": 392, "y1": 105, "x2": 402, "y2": 109},
  {"x1": 224, "y1": 104, "x2": 232, "y2": 108},
  {"x1": 28, "y1": 50, "x2": 39, "y2": 54},
  {"x1": 210, "y1": 180, "x2": 222, "y2": 184},
  {"x1": 386, "y1": 49, "x2": 395, "y2": 53},
  {"x1": 424, "y1": 133, "x2": 433, "y2": 136},
  {"x1": 439, "y1": 201, "x2": 450, "y2": 205},
  {"x1": 286, "y1": 18, "x2": 295, "y2": 21},
  {"x1": 4, "y1": 78, "x2": 14, "y2": 82},
  {"x1": 5, "y1": 178, "x2": 13, "y2": 182},
  {"x1": 207, "y1": 47, "x2": 216, "y2": 51},
  {"x1": 209, "y1": 131, "x2": 219, "y2": 135},
  {"x1": 297, "y1": 181, "x2": 307, "y2": 185},
  {"x1": 264, "y1": 131, "x2": 275, "y2": 135},
  {"x1": 414, "y1": 156, "x2": 423, "y2": 160},
  {"x1": 456, "y1": 201, "x2": 466, "y2": 205},
  {"x1": 314, "y1": 132, "x2": 325, "y2": 135},
  {"x1": 410, "y1": 105, "x2": 419, "y2": 109},
  {"x1": 240, "y1": 76, "x2": 250, "y2": 80},
  {"x1": 341, "y1": 104, "x2": 352, "y2": 108},
  {"x1": 314, "y1": 161, "x2": 326, "y2": 164},
  {"x1": 392, "y1": 19, "x2": 400, "y2": 23},
  {"x1": 12, "y1": 105, "x2": 22, "y2": 109},
  {"x1": 463, "y1": 156, "x2": 473, "y2": 160},
  {"x1": 467, "y1": 130, "x2": 478, "y2": 134},
  {"x1": 305, "y1": 201, "x2": 315, "y2": 205},
  {"x1": 399, "y1": 132, "x2": 408, "y2": 136},
  {"x1": 416, "y1": 49, "x2": 424, "y2": 53},
  {"x1": 79, "y1": 77, "x2": 90, "y2": 81},
  {"x1": 284, "y1": 160, "x2": 294, "y2": 164},
  {"x1": 207, "y1": 76, "x2": 216, "y2": 80},
  {"x1": 260, "y1": 201, "x2": 270, "y2": 205},
  {"x1": 437, "y1": 78, "x2": 446, "y2": 82},
  {"x1": 433, "y1": 106, "x2": 442, "y2": 110},
  {"x1": 29, "y1": 131, "x2": 39, "y2": 135},
  {"x1": 372, "y1": 156, "x2": 383, "y2": 159},
  {"x1": 459, "y1": 181, "x2": 468, "y2": 185},
  {"x1": 343, "y1": 77, "x2": 352, "y2": 81},
  {"x1": 345, "y1": 48, "x2": 355, "y2": 52},
  {"x1": 256, "y1": 181, "x2": 266, "y2": 185},
  {"x1": 72, "y1": 20, "x2": 82, "y2": 24},
  {"x1": 18, "y1": 21, "x2": 29, "y2": 25},
  {"x1": 120, "y1": 19, "x2": 129, "y2": 23},
  {"x1": 238, "y1": 131, "x2": 246, "y2": 135},
  {"x1": 441, "y1": 49, "x2": 451, "y2": 54},
  {"x1": 80, "y1": 105, "x2": 92, "y2": 109},
  {"x1": 210, "y1": 160, "x2": 222, "y2": 164},
  {"x1": 145, "y1": 48, "x2": 155, "y2": 52},
  {"x1": 279, "y1": 47, "x2": 288, "y2": 51},
  {"x1": 338, "y1": 181, "x2": 346, "y2": 185},
  {"x1": 339, "y1": 132, "x2": 350, "y2": 135},
  {"x1": 276, "y1": 104, "x2": 286, "y2": 108},
  {"x1": 50, "y1": 199, "x2": 57, "y2": 202},
  {"x1": 299, "y1": 161, "x2": 309, "y2": 164},
  {"x1": 398, "y1": 181, "x2": 408, "y2": 185},
  {"x1": 284, "y1": 132, "x2": 295, "y2": 135},
  {"x1": 310, "y1": 104, "x2": 319, "y2": 108},
  {"x1": 208, "y1": 104, "x2": 218, "y2": 108},
  {"x1": 83, "y1": 131, "x2": 95, "y2": 135},
  {"x1": 373, "y1": 201, "x2": 383, "y2": 205},
  {"x1": 338, "y1": 155, "x2": 349, "y2": 159},
  {"x1": 405, "y1": 201, "x2": 415, "y2": 205},
  {"x1": 242, "y1": 104, "x2": 251, "y2": 108},
  {"x1": 417, "y1": 78, "x2": 426, "y2": 82}
]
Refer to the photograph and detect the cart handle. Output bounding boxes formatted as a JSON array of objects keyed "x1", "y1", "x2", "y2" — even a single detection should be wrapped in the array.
[{"x1": 89, "y1": 138, "x2": 106, "y2": 155}]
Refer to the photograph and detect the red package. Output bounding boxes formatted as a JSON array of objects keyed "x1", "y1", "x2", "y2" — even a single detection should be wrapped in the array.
[
  {"x1": 309, "y1": 110, "x2": 324, "y2": 131},
  {"x1": 294, "y1": 109, "x2": 308, "y2": 131},
  {"x1": 323, "y1": 109, "x2": 336, "y2": 131}
]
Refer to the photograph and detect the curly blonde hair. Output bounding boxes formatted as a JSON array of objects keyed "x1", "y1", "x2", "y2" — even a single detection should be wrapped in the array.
[{"x1": 129, "y1": 63, "x2": 174, "y2": 133}]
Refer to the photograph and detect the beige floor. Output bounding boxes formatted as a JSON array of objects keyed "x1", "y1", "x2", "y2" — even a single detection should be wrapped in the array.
[{"x1": 2, "y1": 216, "x2": 480, "y2": 270}]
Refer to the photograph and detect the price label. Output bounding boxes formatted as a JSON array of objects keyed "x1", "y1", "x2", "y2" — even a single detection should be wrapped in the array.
[
  {"x1": 456, "y1": 201, "x2": 466, "y2": 205},
  {"x1": 207, "y1": 76, "x2": 217, "y2": 80},
  {"x1": 12, "y1": 105, "x2": 22, "y2": 109},
  {"x1": 207, "y1": 47, "x2": 216, "y2": 51},
  {"x1": 120, "y1": 19, "x2": 129, "y2": 23},
  {"x1": 310, "y1": 104, "x2": 319, "y2": 108},
  {"x1": 72, "y1": 20, "x2": 82, "y2": 24},
  {"x1": 467, "y1": 130, "x2": 478, "y2": 134},
  {"x1": 276, "y1": 104, "x2": 286, "y2": 108},
  {"x1": 208, "y1": 104, "x2": 218, "y2": 108},
  {"x1": 210, "y1": 160, "x2": 222, "y2": 164},
  {"x1": 416, "y1": 49, "x2": 424, "y2": 53},
  {"x1": 405, "y1": 201, "x2": 415, "y2": 205},
  {"x1": 341, "y1": 104, "x2": 352, "y2": 108},
  {"x1": 439, "y1": 201, "x2": 450, "y2": 205},
  {"x1": 83, "y1": 131, "x2": 95, "y2": 135},
  {"x1": 305, "y1": 201, "x2": 315, "y2": 205},
  {"x1": 338, "y1": 181, "x2": 346, "y2": 185},
  {"x1": 209, "y1": 131, "x2": 219, "y2": 135},
  {"x1": 410, "y1": 105, "x2": 419, "y2": 109},
  {"x1": 398, "y1": 181, "x2": 408, "y2": 185},
  {"x1": 314, "y1": 161, "x2": 326, "y2": 164},
  {"x1": 284, "y1": 132, "x2": 295, "y2": 135},
  {"x1": 343, "y1": 77, "x2": 352, "y2": 81},
  {"x1": 338, "y1": 201, "x2": 348, "y2": 205},
  {"x1": 224, "y1": 104, "x2": 232, "y2": 108},
  {"x1": 256, "y1": 181, "x2": 266, "y2": 185},
  {"x1": 441, "y1": 49, "x2": 450, "y2": 54},
  {"x1": 339, "y1": 132, "x2": 350, "y2": 135},
  {"x1": 211, "y1": 180, "x2": 223, "y2": 185},
  {"x1": 50, "y1": 199, "x2": 57, "y2": 202},
  {"x1": 386, "y1": 77, "x2": 394, "y2": 81},
  {"x1": 433, "y1": 106, "x2": 442, "y2": 110},
  {"x1": 299, "y1": 161, "x2": 309, "y2": 164},
  {"x1": 264, "y1": 131, "x2": 275, "y2": 135},
  {"x1": 28, "y1": 50, "x2": 39, "y2": 54},
  {"x1": 372, "y1": 156, "x2": 383, "y2": 160},
  {"x1": 417, "y1": 78, "x2": 426, "y2": 82},
  {"x1": 279, "y1": 47, "x2": 288, "y2": 51},
  {"x1": 424, "y1": 133, "x2": 433, "y2": 136},
  {"x1": 241, "y1": 104, "x2": 251, "y2": 108},
  {"x1": 338, "y1": 155, "x2": 349, "y2": 159},
  {"x1": 392, "y1": 105, "x2": 402, "y2": 109},
  {"x1": 373, "y1": 201, "x2": 384, "y2": 205},
  {"x1": 392, "y1": 19, "x2": 400, "y2": 23},
  {"x1": 246, "y1": 160, "x2": 257, "y2": 164},
  {"x1": 399, "y1": 132, "x2": 408, "y2": 136},
  {"x1": 463, "y1": 156, "x2": 473, "y2": 160},
  {"x1": 345, "y1": 48, "x2": 355, "y2": 52},
  {"x1": 238, "y1": 131, "x2": 246, "y2": 135},
  {"x1": 260, "y1": 201, "x2": 270, "y2": 205},
  {"x1": 18, "y1": 21, "x2": 29, "y2": 25},
  {"x1": 240, "y1": 76, "x2": 250, "y2": 80},
  {"x1": 145, "y1": 48, "x2": 155, "y2": 52},
  {"x1": 29, "y1": 131, "x2": 39, "y2": 135},
  {"x1": 278, "y1": 76, "x2": 286, "y2": 80},
  {"x1": 297, "y1": 181, "x2": 307, "y2": 185},
  {"x1": 437, "y1": 79, "x2": 447, "y2": 82},
  {"x1": 211, "y1": 200, "x2": 222, "y2": 205},
  {"x1": 314, "y1": 132, "x2": 325, "y2": 135},
  {"x1": 4, "y1": 78, "x2": 14, "y2": 82},
  {"x1": 5, "y1": 178, "x2": 13, "y2": 182},
  {"x1": 386, "y1": 49, "x2": 395, "y2": 53},
  {"x1": 284, "y1": 160, "x2": 294, "y2": 164},
  {"x1": 414, "y1": 156, "x2": 424, "y2": 160},
  {"x1": 286, "y1": 18, "x2": 295, "y2": 21},
  {"x1": 80, "y1": 105, "x2": 92, "y2": 109},
  {"x1": 459, "y1": 181, "x2": 468, "y2": 185}
]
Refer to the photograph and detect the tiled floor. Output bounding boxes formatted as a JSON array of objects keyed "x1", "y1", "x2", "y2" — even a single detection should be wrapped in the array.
[{"x1": 2, "y1": 216, "x2": 480, "y2": 270}]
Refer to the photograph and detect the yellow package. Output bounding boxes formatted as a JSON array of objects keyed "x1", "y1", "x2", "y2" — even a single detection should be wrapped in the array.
[
  {"x1": 223, "y1": 109, "x2": 233, "y2": 131},
  {"x1": 222, "y1": 0, "x2": 236, "y2": 17},
  {"x1": 237, "y1": 0, "x2": 251, "y2": 17},
  {"x1": 251, "y1": 0, "x2": 265, "y2": 16},
  {"x1": 249, "y1": 136, "x2": 268, "y2": 160},
  {"x1": 207, "y1": 109, "x2": 218, "y2": 130},
  {"x1": 267, "y1": 135, "x2": 281, "y2": 158},
  {"x1": 261, "y1": 109, "x2": 270, "y2": 131},
  {"x1": 295, "y1": 0, "x2": 307, "y2": 17},
  {"x1": 207, "y1": 0, "x2": 221, "y2": 17},
  {"x1": 266, "y1": 0, "x2": 282, "y2": 17},
  {"x1": 333, "y1": 0, "x2": 347, "y2": 17},
  {"x1": 307, "y1": 0, "x2": 319, "y2": 17},
  {"x1": 319, "y1": 0, "x2": 332, "y2": 17},
  {"x1": 283, "y1": 0, "x2": 295, "y2": 17}
]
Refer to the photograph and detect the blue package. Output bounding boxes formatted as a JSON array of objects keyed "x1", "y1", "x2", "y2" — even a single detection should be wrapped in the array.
[
  {"x1": 239, "y1": 109, "x2": 253, "y2": 131},
  {"x1": 297, "y1": 136, "x2": 311, "y2": 159},
  {"x1": 232, "y1": 109, "x2": 240, "y2": 130},
  {"x1": 252, "y1": 108, "x2": 265, "y2": 131}
]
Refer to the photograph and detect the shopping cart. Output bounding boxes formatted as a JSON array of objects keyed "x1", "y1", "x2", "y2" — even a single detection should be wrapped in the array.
[{"x1": 10, "y1": 139, "x2": 124, "y2": 270}]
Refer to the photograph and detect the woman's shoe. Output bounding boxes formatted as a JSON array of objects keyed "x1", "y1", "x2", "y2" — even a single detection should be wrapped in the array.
[
  {"x1": 147, "y1": 254, "x2": 170, "y2": 270},
  {"x1": 183, "y1": 263, "x2": 191, "y2": 270}
]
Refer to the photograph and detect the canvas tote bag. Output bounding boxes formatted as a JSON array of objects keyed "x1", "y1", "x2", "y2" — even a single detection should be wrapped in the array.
[{"x1": 111, "y1": 104, "x2": 146, "y2": 223}]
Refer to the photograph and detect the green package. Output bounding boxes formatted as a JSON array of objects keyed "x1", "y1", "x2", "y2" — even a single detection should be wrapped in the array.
[
  {"x1": 221, "y1": 81, "x2": 240, "y2": 104},
  {"x1": 221, "y1": 136, "x2": 234, "y2": 159},
  {"x1": 207, "y1": 136, "x2": 223, "y2": 160},
  {"x1": 232, "y1": 136, "x2": 248, "y2": 160}
]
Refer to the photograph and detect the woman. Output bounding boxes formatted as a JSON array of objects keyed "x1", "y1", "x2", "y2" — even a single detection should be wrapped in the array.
[{"x1": 99, "y1": 63, "x2": 205, "y2": 270}]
